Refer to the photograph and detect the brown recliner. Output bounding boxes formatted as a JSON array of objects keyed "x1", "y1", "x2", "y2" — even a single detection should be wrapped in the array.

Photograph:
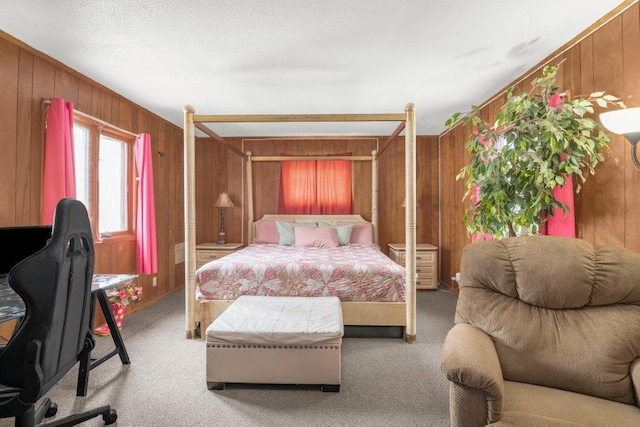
[{"x1": 441, "y1": 236, "x2": 640, "y2": 426}]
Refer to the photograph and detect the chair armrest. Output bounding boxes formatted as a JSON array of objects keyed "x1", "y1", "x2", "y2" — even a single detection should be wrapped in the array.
[
  {"x1": 631, "y1": 358, "x2": 640, "y2": 409},
  {"x1": 441, "y1": 323, "x2": 504, "y2": 425}
]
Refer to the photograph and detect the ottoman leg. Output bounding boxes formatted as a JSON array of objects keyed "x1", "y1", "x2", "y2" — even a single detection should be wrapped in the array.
[
  {"x1": 321, "y1": 384, "x2": 340, "y2": 393},
  {"x1": 207, "y1": 382, "x2": 225, "y2": 390}
]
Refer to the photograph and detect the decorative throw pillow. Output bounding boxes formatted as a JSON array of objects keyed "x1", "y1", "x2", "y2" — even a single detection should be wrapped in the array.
[
  {"x1": 350, "y1": 222, "x2": 374, "y2": 244},
  {"x1": 253, "y1": 220, "x2": 279, "y2": 244},
  {"x1": 317, "y1": 223, "x2": 353, "y2": 246},
  {"x1": 294, "y1": 226, "x2": 339, "y2": 248},
  {"x1": 275, "y1": 221, "x2": 316, "y2": 246},
  {"x1": 317, "y1": 221, "x2": 374, "y2": 244}
]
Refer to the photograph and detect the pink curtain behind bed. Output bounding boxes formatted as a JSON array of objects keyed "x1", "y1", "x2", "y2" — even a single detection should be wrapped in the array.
[
  {"x1": 135, "y1": 133, "x2": 158, "y2": 274},
  {"x1": 317, "y1": 157, "x2": 352, "y2": 214},
  {"x1": 278, "y1": 159, "x2": 317, "y2": 214},
  {"x1": 278, "y1": 153, "x2": 352, "y2": 214},
  {"x1": 43, "y1": 98, "x2": 76, "y2": 225}
]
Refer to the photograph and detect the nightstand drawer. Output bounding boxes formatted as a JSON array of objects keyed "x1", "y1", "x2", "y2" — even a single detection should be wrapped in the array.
[
  {"x1": 196, "y1": 250, "x2": 229, "y2": 265},
  {"x1": 195, "y1": 243, "x2": 244, "y2": 269},
  {"x1": 397, "y1": 251, "x2": 435, "y2": 264},
  {"x1": 416, "y1": 252, "x2": 435, "y2": 262},
  {"x1": 416, "y1": 265, "x2": 434, "y2": 275},
  {"x1": 416, "y1": 277, "x2": 435, "y2": 288}
]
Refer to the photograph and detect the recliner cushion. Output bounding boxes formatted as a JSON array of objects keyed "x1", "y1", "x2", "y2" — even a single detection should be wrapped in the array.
[{"x1": 489, "y1": 381, "x2": 640, "y2": 426}]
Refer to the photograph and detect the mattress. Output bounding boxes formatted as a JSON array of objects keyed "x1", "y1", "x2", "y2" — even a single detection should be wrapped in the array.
[{"x1": 196, "y1": 243, "x2": 406, "y2": 302}]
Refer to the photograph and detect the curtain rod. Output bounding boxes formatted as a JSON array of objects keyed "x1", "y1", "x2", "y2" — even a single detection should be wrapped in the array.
[
  {"x1": 42, "y1": 98, "x2": 138, "y2": 138},
  {"x1": 249, "y1": 155, "x2": 373, "y2": 162}
]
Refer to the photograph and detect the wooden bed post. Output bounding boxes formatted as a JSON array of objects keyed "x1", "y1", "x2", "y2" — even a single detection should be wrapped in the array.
[
  {"x1": 246, "y1": 151, "x2": 254, "y2": 243},
  {"x1": 404, "y1": 103, "x2": 417, "y2": 344},
  {"x1": 183, "y1": 108, "x2": 413, "y2": 341},
  {"x1": 371, "y1": 149, "x2": 379, "y2": 245},
  {"x1": 184, "y1": 105, "x2": 197, "y2": 338}
]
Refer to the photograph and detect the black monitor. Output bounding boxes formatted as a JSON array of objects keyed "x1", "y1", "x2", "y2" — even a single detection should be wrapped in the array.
[{"x1": 0, "y1": 225, "x2": 53, "y2": 276}]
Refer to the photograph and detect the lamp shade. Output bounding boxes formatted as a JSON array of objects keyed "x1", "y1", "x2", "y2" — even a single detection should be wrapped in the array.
[
  {"x1": 214, "y1": 192, "x2": 234, "y2": 208},
  {"x1": 600, "y1": 107, "x2": 640, "y2": 144}
]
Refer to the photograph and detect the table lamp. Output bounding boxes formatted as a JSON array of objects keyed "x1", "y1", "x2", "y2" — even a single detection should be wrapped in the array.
[{"x1": 214, "y1": 192, "x2": 234, "y2": 244}]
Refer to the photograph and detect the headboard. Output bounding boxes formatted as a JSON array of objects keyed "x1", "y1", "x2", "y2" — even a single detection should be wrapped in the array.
[{"x1": 250, "y1": 214, "x2": 375, "y2": 244}]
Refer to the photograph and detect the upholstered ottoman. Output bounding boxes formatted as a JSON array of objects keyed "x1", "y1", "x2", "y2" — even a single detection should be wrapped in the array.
[{"x1": 206, "y1": 296, "x2": 343, "y2": 392}]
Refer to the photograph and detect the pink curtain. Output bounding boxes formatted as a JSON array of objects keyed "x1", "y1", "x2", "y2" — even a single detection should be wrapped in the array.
[
  {"x1": 540, "y1": 176, "x2": 576, "y2": 237},
  {"x1": 135, "y1": 133, "x2": 157, "y2": 274},
  {"x1": 539, "y1": 96, "x2": 576, "y2": 237},
  {"x1": 278, "y1": 154, "x2": 352, "y2": 214},
  {"x1": 317, "y1": 155, "x2": 352, "y2": 214},
  {"x1": 470, "y1": 133, "x2": 493, "y2": 242},
  {"x1": 278, "y1": 159, "x2": 317, "y2": 214},
  {"x1": 470, "y1": 185, "x2": 492, "y2": 242},
  {"x1": 43, "y1": 98, "x2": 76, "y2": 225}
]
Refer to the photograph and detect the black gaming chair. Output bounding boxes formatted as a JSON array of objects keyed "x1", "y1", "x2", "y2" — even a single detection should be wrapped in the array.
[{"x1": 0, "y1": 198, "x2": 117, "y2": 426}]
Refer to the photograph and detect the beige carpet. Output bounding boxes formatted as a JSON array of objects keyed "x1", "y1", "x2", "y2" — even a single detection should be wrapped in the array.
[{"x1": 0, "y1": 288, "x2": 457, "y2": 427}]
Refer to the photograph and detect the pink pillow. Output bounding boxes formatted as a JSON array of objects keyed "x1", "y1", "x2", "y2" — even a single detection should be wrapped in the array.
[
  {"x1": 294, "y1": 226, "x2": 339, "y2": 248},
  {"x1": 350, "y1": 222, "x2": 374, "y2": 244},
  {"x1": 253, "y1": 220, "x2": 279, "y2": 244}
]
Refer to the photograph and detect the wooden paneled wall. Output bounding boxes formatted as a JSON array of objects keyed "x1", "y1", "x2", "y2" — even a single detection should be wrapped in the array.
[
  {"x1": 8, "y1": 4, "x2": 634, "y2": 301},
  {"x1": 194, "y1": 136, "x2": 439, "y2": 256},
  {"x1": 440, "y1": 3, "x2": 640, "y2": 291},
  {"x1": 0, "y1": 31, "x2": 185, "y2": 313}
]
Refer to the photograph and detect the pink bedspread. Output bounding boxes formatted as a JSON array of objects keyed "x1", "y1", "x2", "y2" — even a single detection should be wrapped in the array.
[{"x1": 196, "y1": 243, "x2": 406, "y2": 302}]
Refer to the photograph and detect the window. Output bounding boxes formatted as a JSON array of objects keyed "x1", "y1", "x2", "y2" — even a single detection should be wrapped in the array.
[
  {"x1": 73, "y1": 115, "x2": 135, "y2": 239},
  {"x1": 278, "y1": 154, "x2": 352, "y2": 214}
]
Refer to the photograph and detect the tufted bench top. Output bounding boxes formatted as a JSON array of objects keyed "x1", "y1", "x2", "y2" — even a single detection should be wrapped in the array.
[{"x1": 205, "y1": 296, "x2": 343, "y2": 346}]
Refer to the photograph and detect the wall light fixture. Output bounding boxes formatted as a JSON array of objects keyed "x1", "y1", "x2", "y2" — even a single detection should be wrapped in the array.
[{"x1": 600, "y1": 107, "x2": 640, "y2": 168}]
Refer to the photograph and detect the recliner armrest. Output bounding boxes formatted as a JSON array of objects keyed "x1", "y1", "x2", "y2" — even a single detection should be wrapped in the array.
[
  {"x1": 442, "y1": 323, "x2": 504, "y2": 424},
  {"x1": 631, "y1": 358, "x2": 640, "y2": 408}
]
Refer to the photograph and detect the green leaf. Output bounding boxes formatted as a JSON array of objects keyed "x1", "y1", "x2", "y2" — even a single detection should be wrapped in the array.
[
  {"x1": 455, "y1": 60, "x2": 616, "y2": 239},
  {"x1": 446, "y1": 112, "x2": 462, "y2": 128}
]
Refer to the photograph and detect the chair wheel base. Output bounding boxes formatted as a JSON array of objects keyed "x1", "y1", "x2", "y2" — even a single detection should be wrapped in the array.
[
  {"x1": 45, "y1": 402, "x2": 58, "y2": 418},
  {"x1": 103, "y1": 409, "x2": 117, "y2": 425}
]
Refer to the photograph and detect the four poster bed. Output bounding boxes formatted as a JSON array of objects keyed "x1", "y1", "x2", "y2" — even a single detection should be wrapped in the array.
[{"x1": 183, "y1": 105, "x2": 418, "y2": 343}]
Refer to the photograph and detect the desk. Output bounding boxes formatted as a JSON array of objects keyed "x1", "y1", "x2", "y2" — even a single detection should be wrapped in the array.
[
  {"x1": 79, "y1": 274, "x2": 138, "y2": 396},
  {"x1": 0, "y1": 273, "x2": 136, "y2": 396},
  {"x1": 0, "y1": 281, "x2": 23, "y2": 341},
  {"x1": 0, "y1": 279, "x2": 25, "y2": 323}
]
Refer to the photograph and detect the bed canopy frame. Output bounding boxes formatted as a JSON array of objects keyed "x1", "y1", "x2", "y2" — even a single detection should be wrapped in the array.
[{"x1": 183, "y1": 104, "x2": 418, "y2": 343}]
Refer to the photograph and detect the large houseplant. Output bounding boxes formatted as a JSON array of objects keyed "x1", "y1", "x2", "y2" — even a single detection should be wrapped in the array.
[{"x1": 446, "y1": 63, "x2": 625, "y2": 239}]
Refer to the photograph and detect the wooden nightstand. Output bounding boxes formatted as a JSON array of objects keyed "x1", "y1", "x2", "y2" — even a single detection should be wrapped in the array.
[
  {"x1": 195, "y1": 243, "x2": 244, "y2": 269},
  {"x1": 388, "y1": 243, "x2": 439, "y2": 290}
]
